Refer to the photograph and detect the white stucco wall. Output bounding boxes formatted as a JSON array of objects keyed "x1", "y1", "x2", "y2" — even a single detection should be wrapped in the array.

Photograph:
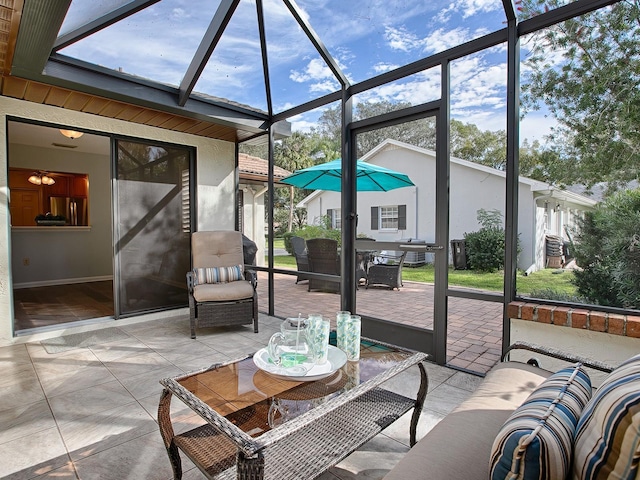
[
  {"x1": 0, "y1": 96, "x2": 235, "y2": 342},
  {"x1": 510, "y1": 319, "x2": 640, "y2": 385},
  {"x1": 239, "y1": 184, "x2": 267, "y2": 267},
  {"x1": 302, "y1": 143, "x2": 540, "y2": 268}
]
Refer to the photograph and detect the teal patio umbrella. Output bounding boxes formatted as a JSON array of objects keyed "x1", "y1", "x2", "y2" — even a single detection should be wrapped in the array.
[{"x1": 280, "y1": 159, "x2": 415, "y2": 192}]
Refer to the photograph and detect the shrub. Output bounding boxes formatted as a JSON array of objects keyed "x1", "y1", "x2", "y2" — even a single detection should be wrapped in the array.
[
  {"x1": 570, "y1": 189, "x2": 640, "y2": 308},
  {"x1": 464, "y1": 209, "x2": 506, "y2": 272},
  {"x1": 528, "y1": 287, "x2": 589, "y2": 303}
]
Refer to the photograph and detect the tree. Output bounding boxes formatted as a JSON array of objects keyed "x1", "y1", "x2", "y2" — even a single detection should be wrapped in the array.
[
  {"x1": 520, "y1": 0, "x2": 640, "y2": 190},
  {"x1": 570, "y1": 188, "x2": 640, "y2": 308},
  {"x1": 450, "y1": 120, "x2": 506, "y2": 170}
]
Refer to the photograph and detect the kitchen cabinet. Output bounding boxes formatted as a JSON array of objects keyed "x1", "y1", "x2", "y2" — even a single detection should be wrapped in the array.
[{"x1": 9, "y1": 168, "x2": 90, "y2": 226}]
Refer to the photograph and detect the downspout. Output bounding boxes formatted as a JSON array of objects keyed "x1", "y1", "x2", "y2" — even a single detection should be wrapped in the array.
[{"x1": 414, "y1": 185, "x2": 419, "y2": 239}]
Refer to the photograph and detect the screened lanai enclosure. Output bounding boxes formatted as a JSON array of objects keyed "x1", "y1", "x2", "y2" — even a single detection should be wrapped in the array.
[{"x1": 1, "y1": 0, "x2": 638, "y2": 371}]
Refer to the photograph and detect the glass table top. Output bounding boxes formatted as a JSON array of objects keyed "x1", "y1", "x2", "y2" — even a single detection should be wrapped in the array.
[{"x1": 174, "y1": 337, "x2": 418, "y2": 437}]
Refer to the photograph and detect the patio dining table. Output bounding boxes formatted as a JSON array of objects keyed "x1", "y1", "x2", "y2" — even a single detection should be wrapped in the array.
[{"x1": 158, "y1": 335, "x2": 428, "y2": 479}]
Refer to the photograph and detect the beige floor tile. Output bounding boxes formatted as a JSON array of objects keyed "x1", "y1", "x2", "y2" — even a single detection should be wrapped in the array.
[
  {"x1": 102, "y1": 350, "x2": 175, "y2": 380},
  {"x1": 0, "y1": 372, "x2": 46, "y2": 411},
  {"x1": 73, "y1": 432, "x2": 175, "y2": 480},
  {"x1": 0, "y1": 427, "x2": 69, "y2": 479},
  {"x1": 117, "y1": 364, "x2": 184, "y2": 400},
  {"x1": 48, "y1": 380, "x2": 136, "y2": 425},
  {"x1": 31, "y1": 462, "x2": 78, "y2": 479},
  {"x1": 0, "y1": 399, "x2": 56, "y2": 445},
  {"x1": 0, "y1": 344, "x2": 32, "y2": 365},
  {"x1": 37, "y1": 363, "x2": 117, "y2": 398},
  {"x1": 0, "y1": 314, "x2": 487, "y2": 479},
  {"x1": 58, "y1": 401, "x2": 157, "y2": 461},
  {"x1": 88, "y1": 336, "x2": 153, "y2": 363},
  {"x1": 325, "y1": 435, "x2": 410, "y2": 480}
]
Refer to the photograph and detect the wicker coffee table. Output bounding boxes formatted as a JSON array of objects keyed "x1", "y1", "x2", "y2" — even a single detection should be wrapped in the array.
[{"x1": 158, "y1": 336, "x2": 428, "y2": 480}]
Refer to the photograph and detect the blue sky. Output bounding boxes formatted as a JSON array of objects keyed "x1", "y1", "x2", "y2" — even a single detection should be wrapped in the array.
[{"x1": 59, "y1": 0, "x2": 554, "y2": 141}]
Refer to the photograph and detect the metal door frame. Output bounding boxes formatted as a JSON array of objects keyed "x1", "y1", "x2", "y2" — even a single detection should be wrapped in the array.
[{"x1": 342, "y1": 98, "x2": 449, "y2": 362}]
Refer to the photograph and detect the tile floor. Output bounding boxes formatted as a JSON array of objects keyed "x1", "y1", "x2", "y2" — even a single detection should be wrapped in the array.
[{"x1": 0, "y1": 313, "x2": 482, "y2": 480}]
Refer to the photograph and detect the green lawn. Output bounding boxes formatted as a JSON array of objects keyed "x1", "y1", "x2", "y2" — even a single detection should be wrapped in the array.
[{"x1": 268, "y1": 254, "x2": 577, "y2": 295}]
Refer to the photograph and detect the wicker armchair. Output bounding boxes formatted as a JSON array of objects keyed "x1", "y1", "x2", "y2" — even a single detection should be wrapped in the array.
[
  {"x1": 291, "y1": 236, "x2": 310, "y2": 283},
  {"x1": 306, "y1": 238, "x2": 340, "y2": 293},
  {"x1": 366, "y1": 250, "x2": 407, "y2": 290},
  {"x1": 186, "y1": 231, "x2": 258, "y2": 339}
]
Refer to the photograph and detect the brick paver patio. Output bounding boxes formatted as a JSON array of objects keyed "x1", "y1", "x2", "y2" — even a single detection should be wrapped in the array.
[{"x1": 256, "y1": 271, "x2": 503, "y2": 375}]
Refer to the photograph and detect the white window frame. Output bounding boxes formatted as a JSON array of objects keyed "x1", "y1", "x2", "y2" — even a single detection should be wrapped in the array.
[
  {"x1": 379, "y1": 205, "x2": 399, "y2": 231},
  {"x1": 332, "y1": 208, "x2": 341, "y2": 229}
]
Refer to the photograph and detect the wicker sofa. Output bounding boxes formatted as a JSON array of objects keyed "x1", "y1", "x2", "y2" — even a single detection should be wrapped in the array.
[{"x1": 384, "y1": 342, "x2": 640, "y2": 480}]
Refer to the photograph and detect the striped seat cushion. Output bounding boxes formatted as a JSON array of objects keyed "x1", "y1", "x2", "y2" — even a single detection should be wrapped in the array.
[
  {"x1": 193, "y1": 265, "x2": 244, "y2": 284},
  {"x1": 489, "y1": 363, "x2": 592, "y2": 480},
  {"x1": 573, "y1": 353, "x2": 640, "y2": 479}
]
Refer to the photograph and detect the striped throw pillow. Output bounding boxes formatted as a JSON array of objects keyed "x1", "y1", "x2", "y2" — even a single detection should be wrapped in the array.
[
  {"x1": 573, "y1": 354, "x2": 640, "y2": 480},
  {"x1": 490, "y1": 363, "x2": 592, "y2": 480},
  {"x1": 193, "y1": 265, "x2": 244, "y2": 284}
]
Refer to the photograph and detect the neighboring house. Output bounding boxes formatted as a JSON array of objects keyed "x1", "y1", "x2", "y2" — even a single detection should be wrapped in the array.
[
  {"x1": 298, "y1": 139, "x2": 598, "y2": 272},
  {"x1": 239, "y1": 153, "x2": 291, "y2": 266}
]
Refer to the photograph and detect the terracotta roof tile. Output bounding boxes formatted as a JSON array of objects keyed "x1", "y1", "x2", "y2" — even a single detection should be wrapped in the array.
[{"x1": 239, "y1": 153, "x2": 291, "y2": 181}]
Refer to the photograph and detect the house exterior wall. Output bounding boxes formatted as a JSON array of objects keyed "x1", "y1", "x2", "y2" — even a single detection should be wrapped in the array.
[
  {"x1": 0, "y1": 96, "x2": 235, "y2": 342},
  {"x1": 239, "y1": 184, "x2": 267, "y2": 267},
  {"x1": 302, "y1": 145, "x2": 540, "y2": 268}
]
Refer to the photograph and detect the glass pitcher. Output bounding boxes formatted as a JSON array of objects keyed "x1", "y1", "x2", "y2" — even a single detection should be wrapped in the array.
[{"x1": 268, "y1": 316, "x2": 310, "y2": 369}]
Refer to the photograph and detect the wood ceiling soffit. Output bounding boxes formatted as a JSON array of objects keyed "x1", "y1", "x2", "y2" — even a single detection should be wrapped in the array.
[
  {"x1": 2, "y1": 0, "x2": 22, "y2": 76},
  {"x1": 184, "y1": 121, "x2": 216, "y2": 135},
  {"x1": 127, "y1": 108, "x2": 160, "y2": 124},
  {"x1": 81, "y1": 96, "x2": 112, "y2": 114},
  {"x1": 23, "y1": 80, "x2": 49, "y2": 103},
  {"x1": 170, "y1": 117, "x2": 201, "y2": 132},
  {"x1": 156, "y1": 115, "x2": 188, "y2": 130},
  {"x1": 114, "y1": 104, "x2": 146, "y2": 121},
  {"x1": 99, "y1": 101, "x2": 128, "y2": 118},
  {"x1": 2, "y1": 74, "x2": 26, "y2": 97},
  {"x1": 44, "y1": 86, "x2": 72, "y2": 107},
  {"x1": 63, "y1": 91, "x2": 92, "y2": 111},
  {"x1": 145, "y1": 112, "x2": 174, "y2": 127}
]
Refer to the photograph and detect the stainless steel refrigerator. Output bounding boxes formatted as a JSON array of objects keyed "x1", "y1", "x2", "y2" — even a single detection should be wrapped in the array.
[{"x1": 49, "y1": 196, "x2": 88, "y2": 226}]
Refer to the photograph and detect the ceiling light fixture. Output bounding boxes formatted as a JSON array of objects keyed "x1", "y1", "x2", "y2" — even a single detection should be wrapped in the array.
[
  {"x1": 59, "y1": 129, "x2": 84, "y2": 139},
  {"x1": 28, "y1": 171, "x2": 55, "y2": 186}
]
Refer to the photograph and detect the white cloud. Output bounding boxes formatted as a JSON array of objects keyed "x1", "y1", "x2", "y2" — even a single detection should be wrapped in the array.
[
  {"x1": 372, "y1": 62, "x2": 400, "y2": 73},
  {"x1": 422, "y1": 27, "x2": 474, "y2": 54},
  {"x1": 384, "y1": 26, "x2": 421, "y2": 52},
  {"x1": 290, "y1": 58, "x2": 334, "y2": 83}
]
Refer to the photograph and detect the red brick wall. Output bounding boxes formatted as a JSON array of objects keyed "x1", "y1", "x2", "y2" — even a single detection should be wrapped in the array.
[{"x1": 507, "y1": 302, "x2": 640, "y2": 339}]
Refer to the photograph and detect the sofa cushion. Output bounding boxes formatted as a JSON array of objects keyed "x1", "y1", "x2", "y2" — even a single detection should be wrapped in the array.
[
  {"x1": 383, "y1": 362, "x2": 551, "y2": 480},
  {"x1": 573, "y1": 353, "x2": 640, "y2": 480},
  {"x1": 489, "y1": 363, "x2": 592, "y2": 480},
  {"x1": 193, "y1": 265, "x2": 244, "y2": 285}
]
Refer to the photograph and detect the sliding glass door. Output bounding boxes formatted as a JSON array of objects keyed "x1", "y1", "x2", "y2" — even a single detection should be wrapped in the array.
[{"x1": 114, "y1": 139, "x2": 193, "y2": 316}]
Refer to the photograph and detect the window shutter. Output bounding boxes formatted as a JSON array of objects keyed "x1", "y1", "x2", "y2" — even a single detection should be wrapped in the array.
[
  {"x1": 371, "y1": 206, "x2": 379, "y2": 230},
  {"x1": 398, "y1": 204, "x2": 406, "y2": 230},
  {"x1": 237, "y1": 190, "x2": 244, "y2": 233},
  {"x1": 326, "y1": 209, "x2": 333, "y2": 229}
]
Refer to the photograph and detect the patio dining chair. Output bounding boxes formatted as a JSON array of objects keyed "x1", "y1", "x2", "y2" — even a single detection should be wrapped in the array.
[
  {"x1": 366, "y1": 250, "x2": 407, "y2": 290},
  {"x1": 186, "y1": 231, "x2": 258, "y2": 338},
  {"x1": 306, "y1": 238, "x2": 340, "y2": 293},
  {"x1": 291, "y1": 236, "x2": 310, "y2": 283}
]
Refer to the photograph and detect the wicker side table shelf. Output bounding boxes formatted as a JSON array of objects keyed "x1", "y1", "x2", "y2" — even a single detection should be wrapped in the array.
[{"x1": 158, "y1": 338, "x2": 428, "y2": 480}]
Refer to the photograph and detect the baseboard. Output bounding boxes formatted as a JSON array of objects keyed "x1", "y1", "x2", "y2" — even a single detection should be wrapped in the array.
[{"x1": 13, "y1": 275, "x2": 113, "y2": 290}]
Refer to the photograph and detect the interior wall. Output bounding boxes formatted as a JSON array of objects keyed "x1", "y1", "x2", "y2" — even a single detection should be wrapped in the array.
[
  {"x1": 9, "y1": 143, "x2": 112, "y2": 285},
  {"x1": 0, "y1": 96, "x2": 236, "y2": 342}
]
